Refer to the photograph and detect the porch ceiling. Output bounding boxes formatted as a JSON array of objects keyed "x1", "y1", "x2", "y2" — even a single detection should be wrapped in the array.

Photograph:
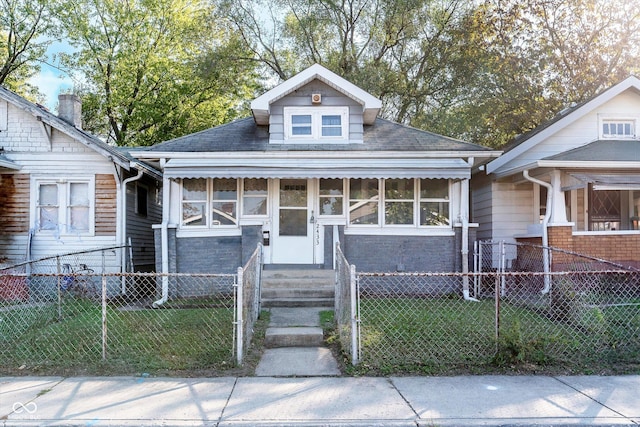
[
  {"x1": 162, "y1": 157, "x2": 470, "y2": 180},
  {"x1": 569, "y1": 172, "x2": 640, "y2": 190}
]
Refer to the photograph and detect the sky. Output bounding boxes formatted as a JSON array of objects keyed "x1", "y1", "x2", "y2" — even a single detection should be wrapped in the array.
[{"x1": 29, "y1": 40, "x2": 75, "y2": 111}]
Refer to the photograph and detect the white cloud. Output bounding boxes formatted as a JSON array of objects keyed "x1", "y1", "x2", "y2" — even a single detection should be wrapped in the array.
[{"x1": 29, "y1": 67, "x2": 74, "y2": 111}]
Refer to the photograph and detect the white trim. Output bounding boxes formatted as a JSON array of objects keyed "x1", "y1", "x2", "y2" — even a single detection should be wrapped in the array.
[
  {"x1": 344, "y1": 227, "x2": 455, "y2": 237},
  {"x1": 163, "y1": 157, "x2": 471, "y2": 180},
  {"x1": 133, "y1": 150, "x2": 494, "y2": 160},
  {"x1": 251, "y1": 64, "x2": 382, "y2": 125},
  {"x1": 283, "y1": 106, "x2": 349, "y2": 142},
  {"x1": 31, "y1": 175, "x2": 96, "y2": 237},
  {"x1": 598, "y1": 115, "x2": 638, "y2": 139},
  {"x1": 176, "y1": 229, "x2": 242, "y2": 238}
]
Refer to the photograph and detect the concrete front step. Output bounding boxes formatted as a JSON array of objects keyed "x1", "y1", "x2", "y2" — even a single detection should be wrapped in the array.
[
  {"x1": 264, "y1": 326, "x2": 324, "y2": 348},
  {"x1": 262, "y1": 287, "x2": 334, "y2": 299},
  {"x1": 262, "y1": 298, "x2": 334, "y2": 308},
  {"x1": 261, "y1": 268, "x2": 335, "y2": 307}
]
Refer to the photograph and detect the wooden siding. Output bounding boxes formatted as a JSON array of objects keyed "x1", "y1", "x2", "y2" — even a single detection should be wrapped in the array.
[
  {"x1": 0, "y1": 173, "x2": 30, "y2": 263},
  {"x1": 0, "y1": 173, "x2": 30, "y2": 235},
  {"x1": 95, "y1": 174, "x2": 117, "y2": 235}
]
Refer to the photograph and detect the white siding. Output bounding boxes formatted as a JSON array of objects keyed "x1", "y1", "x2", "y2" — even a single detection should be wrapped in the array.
[
  {"x1": 0, "y1": 100, "x2": 124, "y2": 269},
  {"x1": 493, "y1": 90, "x2": 640, "y2": 175}
]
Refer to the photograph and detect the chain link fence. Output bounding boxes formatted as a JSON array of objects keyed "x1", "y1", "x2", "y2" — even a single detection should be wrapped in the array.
[
  {"x1": 338, "y1": 241, "x2": 640, "y2": 374},
  {"x1": 0, "y1": 245, "x2": 263, "y2": 375},
  {"x1": 335, "y1": 242, "x2": 358, "y2": 364}
]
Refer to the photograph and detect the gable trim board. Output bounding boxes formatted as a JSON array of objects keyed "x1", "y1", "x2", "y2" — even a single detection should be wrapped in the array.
[{"x1": 251, "y1": 64, "x2": 382, "y2": 125}]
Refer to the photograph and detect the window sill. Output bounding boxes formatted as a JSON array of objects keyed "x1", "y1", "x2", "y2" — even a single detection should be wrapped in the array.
[
  {"x1": 344, "y1": 227, "x2": 454, "y2": 237},
  {"x1": 176, "y1": 228, "x2": 242, "y2": 238}
]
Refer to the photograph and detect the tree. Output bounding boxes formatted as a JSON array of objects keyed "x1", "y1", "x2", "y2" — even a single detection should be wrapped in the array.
[
  {"x1": 225, "y1": 0, "x2": 481, "y2": 122},
  {"x1": 58, "y1": 0, "x2": 260, "y2": 146},
  {"x1": 224, "y1": 0, "x2": 640, "y2": 148},
  {"x1": 0, "y1": 0, "x2": 59, "y2": 99}
]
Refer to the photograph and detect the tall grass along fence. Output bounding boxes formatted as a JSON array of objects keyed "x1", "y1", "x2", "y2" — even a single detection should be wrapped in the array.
[
  {"x1": 336, "y1": 241, "x2": 640, "y2": 374},
  {"x1": 0, "y1": 245, "x2": 262, "y2": 374}
]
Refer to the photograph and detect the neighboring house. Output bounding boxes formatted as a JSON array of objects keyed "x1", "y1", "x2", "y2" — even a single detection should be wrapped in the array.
[
  {"x1": 0, "y1": 87, "x2": 162, "y2": 272},
  {"x1": 131, "y1": 64, "x2": 500, "y2": 282},
  {"x1": 473, "y1": 75, "x2": 640, "y2": 269}
]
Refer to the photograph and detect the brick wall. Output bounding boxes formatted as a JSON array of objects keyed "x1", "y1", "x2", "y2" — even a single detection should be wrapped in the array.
[{"x1": 543, "y1": 226, "x2": 640, "y2": 269}]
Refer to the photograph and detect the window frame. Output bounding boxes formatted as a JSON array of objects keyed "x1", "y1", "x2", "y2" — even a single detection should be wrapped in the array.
[
  {"x1": 33, "y1": 176, "x2": 95, "y2": 235},
  {"x1": 318, "y1": 178, "x2": 345, "y2": 217},
  {"x1": 284, "y1": 106, "x2": 349, "y2": 142},
  {"x1": 241, "y1": 178, "x2": 269, "y2": 217},
  {"x1": 180, "y1": 178, "x2": 240, "y2": 229},
  {"x1": 348, "y1": 178, "x2": 451, "y2": 229},
  {"x1": 600, "y1": 117, "x2": 637, "y2": 139}
]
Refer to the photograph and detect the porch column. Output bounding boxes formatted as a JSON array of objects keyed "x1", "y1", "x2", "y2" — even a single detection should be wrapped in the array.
[{"x1": 549, "y1": 170, "x2": 569, "y2": 224}]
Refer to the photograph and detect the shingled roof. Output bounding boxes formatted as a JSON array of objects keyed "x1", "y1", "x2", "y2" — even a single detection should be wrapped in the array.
[{"x1": 144, "y1": 117, "x2": 493, "y2": 153}]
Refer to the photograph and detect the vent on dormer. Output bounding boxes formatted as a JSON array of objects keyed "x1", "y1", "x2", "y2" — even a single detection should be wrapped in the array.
[{"x1": 311, "y1": 93, "x2": 322, "y2": 104}]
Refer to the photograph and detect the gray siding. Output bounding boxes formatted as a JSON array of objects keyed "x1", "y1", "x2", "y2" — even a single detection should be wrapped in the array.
[
  {"x1": 125, "y1": 177, "x2": 162, "y2": 272},
  {"x1": 269, "y1": 80, "x2": 363, "y2": 143}
]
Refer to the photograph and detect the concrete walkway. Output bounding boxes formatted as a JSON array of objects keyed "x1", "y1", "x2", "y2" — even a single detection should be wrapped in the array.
[
  {"x1": 256, "y1": 307, "x2": 341, "y2": 376},
  {"x1": 2, "y1": 375, "x2": 639, "y2": 426}
]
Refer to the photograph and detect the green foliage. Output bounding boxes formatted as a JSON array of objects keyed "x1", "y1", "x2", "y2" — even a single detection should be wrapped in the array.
[
  {"x1": 494, "y1": 319, "x2": 548, "y2": 366},
  {"x1": 224, "y1": 0, "x2": 640, "y2": 148},
  {"x1": 57, "y1": 0, "x2": 261, "y2": 146},
  {"x1": 0, "y1": 0, "x2": 61, "y2": 100}
]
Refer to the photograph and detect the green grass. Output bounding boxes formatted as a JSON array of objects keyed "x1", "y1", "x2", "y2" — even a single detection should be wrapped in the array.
[
  {"x1": 0, "y1": 299, "x2": 237, "y2": 375},
  {"x1": 348, "y1": 297, "x2": 640, "y2": 375}
]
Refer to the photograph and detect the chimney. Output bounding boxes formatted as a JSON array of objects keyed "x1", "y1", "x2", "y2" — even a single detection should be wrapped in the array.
[{"x1": 58, "y1": 94, "x2": 82, "y2": 129}]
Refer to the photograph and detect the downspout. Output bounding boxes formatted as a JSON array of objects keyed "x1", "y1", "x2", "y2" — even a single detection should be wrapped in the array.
[
  {"x1": 121, "y1": 166, "x2": 144, "y2": 293},
  {"x1": 461, "y1": 161, "x2": 478, "y2": 302},
  {"x1": 153, "y1": 172, "x2": 171, "y2": 308},
  {"x1": 523, "y1": 170, "x2": 552, "y2": 293}
]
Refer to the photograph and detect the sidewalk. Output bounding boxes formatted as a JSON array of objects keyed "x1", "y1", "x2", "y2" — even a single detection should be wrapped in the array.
[{"x1": 2, "y1": 375, "x2": 639, "y2": 426}]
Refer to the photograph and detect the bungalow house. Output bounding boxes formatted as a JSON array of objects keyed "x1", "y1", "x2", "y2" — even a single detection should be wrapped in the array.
[
  {"x1": 131, "y1": 64, "x2": 500, "y2": 282},
  {"x1": 0, "y1": 87, "x2": 162, "y2": 273},
  {"x1": 473, "y1": 75, "x2": 640, "y2": 269}
]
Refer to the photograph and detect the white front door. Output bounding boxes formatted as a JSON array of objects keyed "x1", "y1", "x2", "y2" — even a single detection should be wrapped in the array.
[{"x1": 272, "y1": 179, "x2": 315, "y2": 264}]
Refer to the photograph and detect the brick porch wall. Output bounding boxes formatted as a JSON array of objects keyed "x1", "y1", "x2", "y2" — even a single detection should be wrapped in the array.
[{"x1": 546, "y1": 226, "x2": 640, "y2": 269}]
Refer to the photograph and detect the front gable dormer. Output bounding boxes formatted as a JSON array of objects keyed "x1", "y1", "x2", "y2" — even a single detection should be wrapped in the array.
[{"x1": 251, "y1": 64, "x2": 381, "y2": 144}]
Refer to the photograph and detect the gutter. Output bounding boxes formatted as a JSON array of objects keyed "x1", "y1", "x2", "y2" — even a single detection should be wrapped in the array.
[
  {"x1": 153, "y1": 172, "x2": 171, "y2": 308},
  {"x1": 461, "y1": 160, "x2": 478, "y2": 302},
  {"x1": 120, "y1": 166, "x2": 144, "y2": 293},
  {"x1": 523, "y1": 170, "x2": 552, "y2": 293}
]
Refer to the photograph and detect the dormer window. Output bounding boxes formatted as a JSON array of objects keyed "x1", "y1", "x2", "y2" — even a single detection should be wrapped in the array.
[
  {"x1": 284, "y1": 107, "x2": 348, "y2": 142},
  {"x1": 602, "y1": 119, "x2": 635, "y2": 139}
]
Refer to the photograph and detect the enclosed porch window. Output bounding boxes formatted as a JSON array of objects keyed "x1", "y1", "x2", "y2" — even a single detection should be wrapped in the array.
[
  {"x1": 181, "y1": 178, "x2": 238, "y2": 227},
  {"x1": 348, "y1": 178, "x2": 450, "y2": 227}
]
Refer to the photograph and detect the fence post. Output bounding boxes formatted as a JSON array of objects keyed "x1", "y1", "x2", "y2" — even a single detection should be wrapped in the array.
[
  {"x1": 101, "y1": 250, "x2": 107, "y2": 360},
  {"x1": 350, "y1": 264, "x2": 359, "y2": 365},
  {"x1": 102, "y1": 274, "x2": 107, "y2": 361},
  {"x1": 500, "y1": 240, "x2": 506, "y2": 297},
  {"x1": 56, "y1": 255, "x2": 62, "y2": 321},
  {"x1": 236, "y1": 266, "x2": 244, "y2": 366},
  {"x1": 494, "y1": 271, "x2": 501, "y2": 354}
]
